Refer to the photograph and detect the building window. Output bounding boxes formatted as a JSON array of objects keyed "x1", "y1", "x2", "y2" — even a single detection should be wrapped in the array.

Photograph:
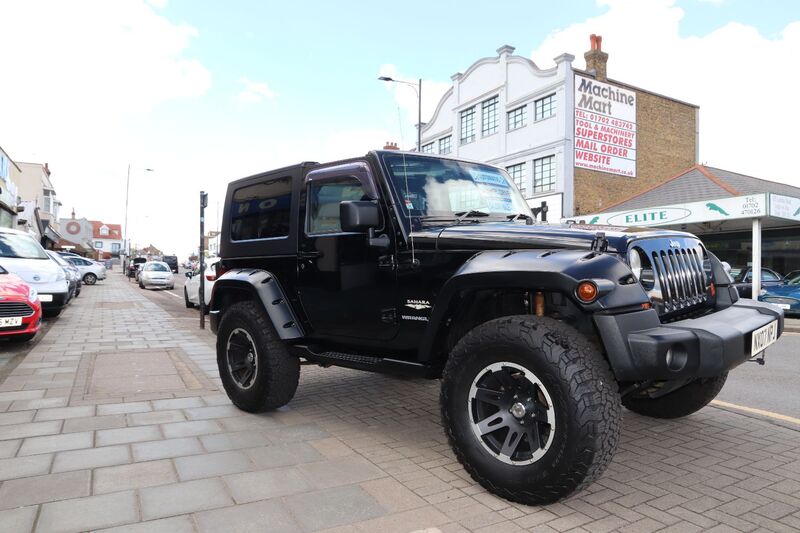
[
  {"x1": 534, "y1": 94, "x2": 556, "y2": 121},
  {"x1": 460, "y1": 107, "x2": 475, "y2": 144},
  {"x1": 438, "y1": 136, "x2": 452, "y2": 155},
  {"x1": 506, "y1": 163, "x2": 526, "y2": 196},
  {"x1": 533, "y1": 156, "x2": 556, "y2": 193},
  {"x1": 99, "y1": 225, "x2": 109, "y2": 236},
  {"x1": 112, "y1": 243, "x2": 120, "y2": 253},
  {"x1": 481, "y1": 96, "x2": 499, "y2": 136},
  {"x1": 43, "y1": 190, "x2": 53, "y2": 214},
  {"x1": 507, "y1": 106, "x2": 527, "y2": 130},
  {"x1": 95, "y1": 241, "x2": 103, "y2": 249},
  {"x1": 421, "y1": 142, "x2": 434, "y2": 154}
]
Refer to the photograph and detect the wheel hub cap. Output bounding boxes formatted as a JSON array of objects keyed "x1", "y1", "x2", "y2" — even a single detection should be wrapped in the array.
[{"x1": 510, "y1": 402, "x2": 526, "y2": 419}]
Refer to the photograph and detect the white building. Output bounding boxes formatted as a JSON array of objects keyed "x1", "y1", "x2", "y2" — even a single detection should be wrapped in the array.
[
  {"x1": 419, "y1": 37, "x2": 698, "y2": 221},
  {"x1": 420, "y1": 45, "x2": 574, "y2": 219}
]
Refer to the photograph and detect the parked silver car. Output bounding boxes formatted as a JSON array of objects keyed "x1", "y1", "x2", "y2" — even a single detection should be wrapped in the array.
[
  {"x1": 64, "y1": 256, "x2": 107, "y2": 285},
  {"x1": 139, "y1": 261, "x2": 174, "y2": 290}
]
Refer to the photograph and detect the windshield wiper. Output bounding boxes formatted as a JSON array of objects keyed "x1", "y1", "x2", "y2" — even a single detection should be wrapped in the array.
[
  {"x1": 507, "y1": 213, "x2": 534, "y2": 225},
  {"x1": 454, "y1": 210, "x2": 490, "y2": 224}
]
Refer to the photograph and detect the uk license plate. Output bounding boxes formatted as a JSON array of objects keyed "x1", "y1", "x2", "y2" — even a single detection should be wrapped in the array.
[
  {"x1": 777, "y1": 304, "x2": 791, "y2": 310},
  {"x1": 0, "y1": 317, "x2": 22, "y2": 328},
  {"x1": 39, "y1": 294, "x2": 53, "y2": 302},
  {"x1": 751, "y1": 321, "x2": 778, "y2": 355}
]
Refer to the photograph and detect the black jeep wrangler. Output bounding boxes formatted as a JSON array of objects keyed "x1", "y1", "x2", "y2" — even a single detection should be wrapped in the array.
[{"x1": 210, "y1": 151, "x2": 783, "y2": 504}]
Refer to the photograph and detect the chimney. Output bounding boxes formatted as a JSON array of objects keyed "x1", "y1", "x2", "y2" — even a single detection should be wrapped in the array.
[
  {"x1": 584, "y1": 34, "x2": 608, "y2": 81},
  {"x1": 43, "y1": 163, "x2": 51, "y2": 176},
  {"x1": 383, "y1": 141, "x2": 400, "y2": 150},
  {"x1": 71, "y1": 208, "x2": 75, "y2": 219}
]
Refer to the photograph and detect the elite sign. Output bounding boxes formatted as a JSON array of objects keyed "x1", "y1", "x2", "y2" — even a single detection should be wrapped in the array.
[
  {"x1": 582, "y1": 194, "x2": 768, "y2": 227},
  {"x1": 574, "y1": 75, "x2": 637, "y2": 178}
]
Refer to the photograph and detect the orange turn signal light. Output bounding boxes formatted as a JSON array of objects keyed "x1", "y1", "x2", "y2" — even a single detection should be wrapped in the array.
[{"x1": 576, "y1": 281, "x2": 599, "y2": 303}]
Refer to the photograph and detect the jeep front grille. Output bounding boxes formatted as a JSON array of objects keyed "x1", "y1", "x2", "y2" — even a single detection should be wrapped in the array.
[
  {"x1": 629, "y1": 237, "x2": 712, "y2": 318},
  {"x1": 650, "y1": 248, "x2": 707, "y2": 313}
]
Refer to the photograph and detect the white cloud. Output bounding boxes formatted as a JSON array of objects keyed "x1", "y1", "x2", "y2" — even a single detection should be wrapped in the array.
[
  {"x1": 530, "y1": 0, "x2": 800, "y2": 186},
  {"x1": 0, "y1": 0, "x2": 211, "y2": 256},
  {"x1": 237, "y1": 78, "x2": 276, "y2": 103},
  {"x1": 378, "y1": 64, "x2": 451, "y2": 149}
]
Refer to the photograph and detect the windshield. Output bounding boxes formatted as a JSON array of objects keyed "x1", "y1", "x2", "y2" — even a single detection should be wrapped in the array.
[
  {"x1": 380, "y1": 154, "x2": 530, "y2": 219},
  {"x1": 144, "y1": 263, "x2": 170, "y2": 272},
  {"x1": 0, "y1": 233, "x2": 49, "y2": 259},
  {"x1": 786, "y1": 273, "x2": 800, "y2": 285},
  {"x1": 46, "y1": 251, "x2": 69, "y2": 266}
]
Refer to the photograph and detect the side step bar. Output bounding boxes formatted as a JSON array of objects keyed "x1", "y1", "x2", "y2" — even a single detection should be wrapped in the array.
[{"x1": 293, "y1": 348, "x2": 435, "y2": 378}]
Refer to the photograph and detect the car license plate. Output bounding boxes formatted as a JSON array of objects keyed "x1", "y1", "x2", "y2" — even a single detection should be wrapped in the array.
[
  {"x1": 39, "y1": 294, "x2": 53, "y2": 302},
  {"x1": 0, "y1": 317, "x2": 22, "y2": 328},
  {"x1": 777, "y1": 304, "x2": 791, "y2": 310},
  {"x1": 751, "y1": 321, "x2": 778, "y2": 355}
]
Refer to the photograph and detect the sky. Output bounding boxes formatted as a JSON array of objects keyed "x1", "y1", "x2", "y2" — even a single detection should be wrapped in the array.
[{"x1": 1, "y1": 0, "x2": 798, "y2": 258}]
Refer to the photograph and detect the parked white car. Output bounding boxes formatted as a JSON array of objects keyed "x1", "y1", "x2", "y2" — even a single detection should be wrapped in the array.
[
  {"x1": 64, "y1": 256, "x2": 107, "y2": 285},
  {"x1": 0, "y1": 227, "x2": 70, "y2": 317},
  {"x1": 184, "y1": 257, "x2": 220, "y2": 308},
  {"x1": 139, "y1": 261, "x2": 175, "y2": 290}
]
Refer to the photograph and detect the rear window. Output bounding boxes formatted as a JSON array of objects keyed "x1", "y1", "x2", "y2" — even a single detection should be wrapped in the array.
[{"x1": 230, "y1": 176, "x2": 292, "y2": 241}]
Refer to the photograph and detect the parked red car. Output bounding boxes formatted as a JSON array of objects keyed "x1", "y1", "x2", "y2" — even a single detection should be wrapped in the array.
[{"x1": 0, "y1": 265, "x2": 42, "y2": 342}]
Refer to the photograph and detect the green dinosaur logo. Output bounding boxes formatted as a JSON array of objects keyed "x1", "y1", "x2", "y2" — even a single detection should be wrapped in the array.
[
  {"x1": 589, "y1": 216, "x2": 600, "y2": 224},
  {"x1": 794, "y1": 206, "x2": 800, "y2": 217},
  {"x1": 706, "y1": 202, "x2": 730, "y2": 216}
]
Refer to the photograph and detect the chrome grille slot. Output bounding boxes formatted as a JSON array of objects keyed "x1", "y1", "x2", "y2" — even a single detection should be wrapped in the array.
[
  {"x1": 0, "y1": 302, "x2": 34, "y2": 318},
  {"x1": 635, "y1": 237, "x2": 710, "y2": 317}
]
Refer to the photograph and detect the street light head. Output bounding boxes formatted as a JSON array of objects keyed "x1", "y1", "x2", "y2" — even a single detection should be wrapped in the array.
[{"x1": 378, "y1": 76, "x2": 394, "y2": 82}]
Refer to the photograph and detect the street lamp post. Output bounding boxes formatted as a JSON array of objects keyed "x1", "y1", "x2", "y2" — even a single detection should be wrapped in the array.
[
  {"x1": 123, "y1": 164, "x2": 153, "y2": 261},
  {"x1": 378, "y1": 76, "x2": 422, "y2": 152}
]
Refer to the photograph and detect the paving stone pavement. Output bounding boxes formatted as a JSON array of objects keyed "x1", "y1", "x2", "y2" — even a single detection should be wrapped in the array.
[{"x1": 0, "y1": 274, "x2": 798, "y2": 532}]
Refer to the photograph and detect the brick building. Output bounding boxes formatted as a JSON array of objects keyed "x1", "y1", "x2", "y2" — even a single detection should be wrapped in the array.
[{"x1": 419, "y1": 35, "x2": 698, "y2": 219}]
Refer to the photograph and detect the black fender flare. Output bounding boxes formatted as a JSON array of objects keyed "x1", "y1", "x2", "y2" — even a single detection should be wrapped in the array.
[
  {"x1": 209, "y1": 268, "x2": 304, "y2": 339},
  {"x1": 417, "y1": 249, "x2": 649, "y2": 362}
]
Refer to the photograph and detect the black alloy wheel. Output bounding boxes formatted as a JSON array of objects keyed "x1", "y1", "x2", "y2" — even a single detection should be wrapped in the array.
[
  {"x1": 468, "y1": 361, "x2": 555, "y2": 465},
  {"x1": 225, "y1": 328, "x2": 259, "y2": 390}
]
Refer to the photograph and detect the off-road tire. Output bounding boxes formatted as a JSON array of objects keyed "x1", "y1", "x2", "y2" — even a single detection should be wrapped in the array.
[
  {"x1": 441, "y1": 315, "x2": 621, "y2": 505},
  {"x1": 184, "y1": 287, "x2": 193, "y2": 308},
  {"x1": 216, "y1": 300, "x2": 300, "y2": 412},
  {"x1": 622, "y1": 373, "x2": 728, "y2": 419},
  {"x1": 84, "y1": 273, "x2": 97, "y2": 285}
]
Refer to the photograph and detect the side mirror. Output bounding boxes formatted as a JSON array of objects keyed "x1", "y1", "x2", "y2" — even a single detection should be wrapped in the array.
[
  {"x1": 340, "y1": 201, "x2": 380, "y2": 232},
  {"x1": 185, "y1": 272, "x2": 192, "y2": 278}
]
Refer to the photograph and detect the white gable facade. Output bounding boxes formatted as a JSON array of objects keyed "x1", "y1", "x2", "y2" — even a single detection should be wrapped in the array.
[{"x1": 420, "y1": 46, "x2": 575, "y2": 218}]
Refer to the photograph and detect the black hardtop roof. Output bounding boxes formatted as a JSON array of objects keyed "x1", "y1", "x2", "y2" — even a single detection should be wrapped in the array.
[{"x1": 226, "y1": 150, "x2": 509, "y2": 190}]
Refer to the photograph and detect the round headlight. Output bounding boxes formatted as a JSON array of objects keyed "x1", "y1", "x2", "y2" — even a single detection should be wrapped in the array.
[{"x1": 628, "y1": 248, "x2": 643, "y2": 280}]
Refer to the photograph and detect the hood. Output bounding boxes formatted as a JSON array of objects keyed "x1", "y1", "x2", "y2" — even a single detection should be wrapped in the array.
[
  {"x1": 409, "y1": 222, "x2": 695, "y2": 253},
  {"x1": 0, "y1": 272, "x2": 32, "y2": 299},
  {"x1": 763, "y1": 284, "x2": 800, "y2": 297},
  {"x1": 0, "y1": 257, "x2": 63, "y2": 284}
]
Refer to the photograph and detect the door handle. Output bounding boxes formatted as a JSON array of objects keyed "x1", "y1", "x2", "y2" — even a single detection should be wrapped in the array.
[{"x1": 298, "y1": 251, "x2": 322, "y2": 259}]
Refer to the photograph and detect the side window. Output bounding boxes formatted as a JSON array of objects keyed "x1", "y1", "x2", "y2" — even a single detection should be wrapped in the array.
[
  {"x1": 307, "y1": 177, "x2": 370, "y2": 235},
  {"x1": 230, "y1": 176, "x2": 292, "y2": 241},
  {"x1": 744, "y1": 272, "x2": 752, "y2": 282},
  {"x1": 762, "y1": 269, "x2": 780, "y2": 282}
]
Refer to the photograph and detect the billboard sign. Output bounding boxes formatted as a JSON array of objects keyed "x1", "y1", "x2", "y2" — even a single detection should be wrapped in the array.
[
  {"x1": 574, "y1": 75, "x2": 636, "y2": 177},
  {"x1": 580, "y1": 194, "x2": 767, "y2": 227},
  {"x1": 769, "y1": 193, "x2": 800, "y2": 222}
]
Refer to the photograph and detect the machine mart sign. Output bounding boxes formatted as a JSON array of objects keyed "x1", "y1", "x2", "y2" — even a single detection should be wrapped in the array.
[
  {"x1": 574, "y1": 75, "x2": 636, "y2": 178},
  {"x1": 581, "y1": 194, "x2": 767, "y2": 227}
]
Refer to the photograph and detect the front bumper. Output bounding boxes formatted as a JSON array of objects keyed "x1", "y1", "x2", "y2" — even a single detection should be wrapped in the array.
[{"x1": 596, "y1": 300, "x2": 784, "y2": 381}]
